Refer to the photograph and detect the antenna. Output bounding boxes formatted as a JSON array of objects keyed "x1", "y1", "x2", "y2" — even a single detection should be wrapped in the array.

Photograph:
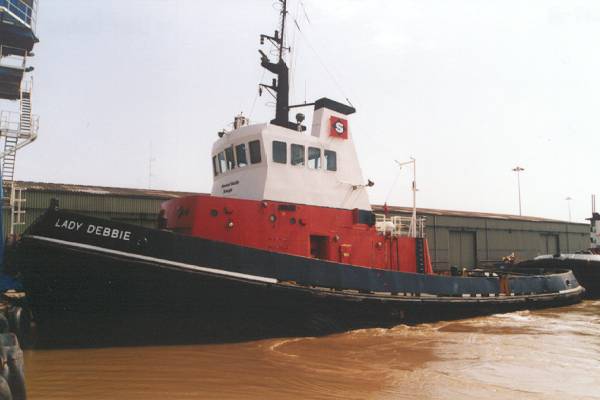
[
  {"x1": 278, "y1": 0, "x2": 287, "y2": 63},
  {"x1": 593, "y1": 194, "x2": 596, "y2": 214},
  {"x1": 394, "y1": 158, "x2": 418, "y2": 238},
  {"x1": 258, "y1": 0, "x2": 293, "y2": 129}
]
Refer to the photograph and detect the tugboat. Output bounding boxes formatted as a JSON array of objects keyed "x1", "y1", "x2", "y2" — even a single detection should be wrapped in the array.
[{"x1": 16, "y1": 1, "x2": 583, "y2": 346}]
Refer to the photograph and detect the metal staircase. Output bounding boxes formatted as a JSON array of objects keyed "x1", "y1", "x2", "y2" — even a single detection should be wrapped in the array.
[
  {"x1": 1, "y1": 84, "x2": 35, "y2": 187},
  {"x1": 19, "y1": 90, "x2": 31, "y2": 132},
  {"x1": 1, "y1": 130, "x2": 17, "y2": 185},
  {"x1": 0, "y1": 83, "x2": 37, "y2": 237}
]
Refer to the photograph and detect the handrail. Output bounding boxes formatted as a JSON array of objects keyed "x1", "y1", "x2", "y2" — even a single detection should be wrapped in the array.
[
  {"x1": 375, "y1": 214, "x2": 427, "y2": 238},
  {"x1": 0, "y1": 110, "x2": 38, "y2": 136},
  {"x1": 0, "y1": 0, "x2": 38, "y2": 32}
]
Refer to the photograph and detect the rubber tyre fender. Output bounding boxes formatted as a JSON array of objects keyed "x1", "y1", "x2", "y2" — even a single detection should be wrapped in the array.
[
  {"x1": 5, "y1": 347, "x2": 24, "y2": 400},
  {"x1": 0, "y1": 316, "x2": 9, "y2": 335},
  {"x1": 0, "y1": 334, "x2": 25, "y2": 400},
  {"x1": 0, "y1": 375, "x2": 12, "y2": 400},
  {"x1": 7, "y1": 308, "x2": 30, "y2": 350}
]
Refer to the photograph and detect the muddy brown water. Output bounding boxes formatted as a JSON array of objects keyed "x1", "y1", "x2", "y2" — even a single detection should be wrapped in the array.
[{"x1": 24, "y1": 301, "x2": 600, "y2": 399}]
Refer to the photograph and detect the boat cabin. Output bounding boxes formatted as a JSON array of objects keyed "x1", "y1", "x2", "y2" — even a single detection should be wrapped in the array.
[{"x1": 210, "y1": 98, "x2": 371, "y2": 211}]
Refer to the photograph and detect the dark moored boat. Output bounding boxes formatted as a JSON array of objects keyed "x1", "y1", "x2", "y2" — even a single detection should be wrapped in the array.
[
  {"x1": 518, "y1": 254, "x2": 600, "y2": 298},
  {"x1": 516, "y1": 210, "x2": 600, "y2": 298},
  {"x1": 15, "y1": 1, "x2": 583, "y2": 346}
]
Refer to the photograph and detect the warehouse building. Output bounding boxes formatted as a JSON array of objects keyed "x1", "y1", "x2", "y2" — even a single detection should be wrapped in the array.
[
  {"x1": 372, "y1": 205, "x2": 589, "y2": 271},
  {"x1": 3, "y1": 181, "x2": 590, "y2": 270},
  {"x1": 1, "y1": 181, "x2": 195, "y2": 238}
]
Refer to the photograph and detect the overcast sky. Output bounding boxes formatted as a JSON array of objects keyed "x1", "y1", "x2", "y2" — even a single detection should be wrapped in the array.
[{"x1": 9, "y1": 0, "x2": 600, "y2": 222}]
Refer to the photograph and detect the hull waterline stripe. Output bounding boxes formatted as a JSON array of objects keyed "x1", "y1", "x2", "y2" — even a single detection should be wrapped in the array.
[{"x1": 25, "y1": 235, "x2": 278, "y2": 285}]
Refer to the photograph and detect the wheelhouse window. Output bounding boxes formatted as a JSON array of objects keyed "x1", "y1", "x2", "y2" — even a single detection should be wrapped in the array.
[
  {"x1": 217, "y1": 151, "x2": 227, "y2": 173},
  {"x1": 212, "y1": 156, "x2": 219, "y2": 176},
  {"x1": 236, "y1": 143, "x2": 248, "y2": 167},
  {"x1": 273, "y1": 141, "x2": 287, "y2": 164},
  {"x1": 291, "y1": 144, "x2": 305, "y2": 166},
  {"x1": 249, "y1": 140, "x2": 262, "y2": 164},
  {"x1": 225, "y1": 146, "x2": 235, "y2": 171},
  {"x1": 308, "y1": 147, "x2": 321, "y2": 169},
  {"x1": 324, "y1": 150, "x2": 337, "y2": 171}
]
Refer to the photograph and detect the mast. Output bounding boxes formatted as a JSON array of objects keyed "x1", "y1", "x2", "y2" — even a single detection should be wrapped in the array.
[
  {"x1": 259, "y1": 0, "x2": 292, "y2": 129},
  {"x1": 278, "y1": 0, "x2": 287, "y2": 62}
]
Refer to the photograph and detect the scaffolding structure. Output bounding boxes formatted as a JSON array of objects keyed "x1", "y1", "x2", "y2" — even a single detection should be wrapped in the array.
[{"x1": 0, "y1": 0, "x2": 39, "y2": 239}]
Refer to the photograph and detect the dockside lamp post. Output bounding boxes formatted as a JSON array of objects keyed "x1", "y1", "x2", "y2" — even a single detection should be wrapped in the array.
[
  {"x1": 395, "y1": 158, "x2": 417, "y2": 237},
  {"x1": 566, "y1": 196, "x2": 572, "y2": 222},
  {"x1": 512, "y1": 166, "x2": 525, "y2": 216}
]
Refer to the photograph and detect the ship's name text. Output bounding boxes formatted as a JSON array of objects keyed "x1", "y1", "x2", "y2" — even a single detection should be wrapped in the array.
[
  {"x1": 221, "y1": 180, "x2": 239, "y2": 194},
  {"x1": 54, "y1": 218, "x2": 132, "y2": 241}
]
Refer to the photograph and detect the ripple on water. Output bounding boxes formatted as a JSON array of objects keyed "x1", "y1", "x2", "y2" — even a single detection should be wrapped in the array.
[{"x1": 25, "y1": 301, "x2": 600, "y2": 400}]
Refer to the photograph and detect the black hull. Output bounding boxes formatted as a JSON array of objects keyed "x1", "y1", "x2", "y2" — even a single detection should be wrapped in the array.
[
  {"x1": 518, "y1": 257, "x2": 600, "y2": 298},
  {"x1": 16, "y1": 208, "x2": 584, "y2": 347}
]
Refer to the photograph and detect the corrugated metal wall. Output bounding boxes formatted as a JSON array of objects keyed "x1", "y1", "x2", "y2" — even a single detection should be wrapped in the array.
[
  {"x1": 2, "y1": 188, "x2": 167, "y2": 238},
  {"x1": 4, "y1": 184, "x2": 591, "y2": 270},
  {"x1": 421, "y1": 214, "x2": 589, "y2": 270}
]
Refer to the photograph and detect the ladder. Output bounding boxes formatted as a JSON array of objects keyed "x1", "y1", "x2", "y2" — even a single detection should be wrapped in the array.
[
  {"x1": 0, "y1": 131, "x2": 17, "y2": 186},
  {"x1": 415, "y1": 238, "x2": 426, "y2": 274},
  {"x1": 9, "y1": 185, "x2": 26, "y2": 236},
  {"x1": 1, "y1": 85, "x2": 34, "y2": 237}
]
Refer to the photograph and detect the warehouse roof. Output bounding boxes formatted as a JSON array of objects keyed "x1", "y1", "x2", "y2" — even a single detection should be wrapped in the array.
[
  {"x1": 13, "y1": 180, "x2": 582, "y2": 224},
  {"x1": 13, "y1": 180, "x2": 196, "y2": 199},
  {"x1": 371, "y1": 205, "x2": 581, "y2": 224}
]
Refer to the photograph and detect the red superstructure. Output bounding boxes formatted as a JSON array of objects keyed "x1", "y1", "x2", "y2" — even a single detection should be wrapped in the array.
[{"x1": 162, "y1": 195, "x2": 432, "y2": 274}]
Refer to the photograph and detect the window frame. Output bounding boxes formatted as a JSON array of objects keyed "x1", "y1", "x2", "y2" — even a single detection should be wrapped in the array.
[
  {"x1": 249, "y1": 140, "x2": 262, "y2": 164},
  {"x1": 235, "y1": 143, "x2": 248, "y2": 168},
  {"x1": 212, "y1": 155, "x2": 219, "y2": 176},
  {"x1": 217, "y1": 151, "x2": 227, "y2": 173},
  {"x1": 291, "y1": 144, "x2": 305, "y2": 166},
  {"x1": 224, "y1": 146, "x2": 236, "y2": 171},
  {"x1": 324, "y1": 150, "x2": 337, "y2": 171},
  {"x1": 307, "y1": 146, "x2": 322, "y2": 170},
  {"x1": 272, "y1": 140, "x2": 287, "y2": 164}
]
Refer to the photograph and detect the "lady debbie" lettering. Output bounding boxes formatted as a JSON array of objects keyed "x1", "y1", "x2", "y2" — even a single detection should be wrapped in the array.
[
  {"x1": 53, "y1": 218, "x2": 131, "y2": 241},
  {"x1": 86, "y1": 224, "x2": 132, "y2": 241}
]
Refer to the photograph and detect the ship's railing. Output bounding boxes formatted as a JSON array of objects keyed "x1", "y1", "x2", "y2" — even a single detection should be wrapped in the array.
[
  {"x1": 0, "y1": 0, "x2": 38, "y2": 32},
  {"x1": 375, "y1": 214, "x2": 426, "y2": 238},
  {"x1": 0, "y1": 45, "x2": 28, "y2": 69},
  {"x1": 0, "y1": 110, "x2": 38, "y2": 136}
]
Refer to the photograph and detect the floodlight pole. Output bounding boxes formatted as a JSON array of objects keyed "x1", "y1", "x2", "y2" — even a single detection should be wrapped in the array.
[
  {"x1": 566, "y1": 196, "x2": 572, "y2": 222},
  {"x1": 512, "y1": 166, "x2": 525, "y2": 216}
]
